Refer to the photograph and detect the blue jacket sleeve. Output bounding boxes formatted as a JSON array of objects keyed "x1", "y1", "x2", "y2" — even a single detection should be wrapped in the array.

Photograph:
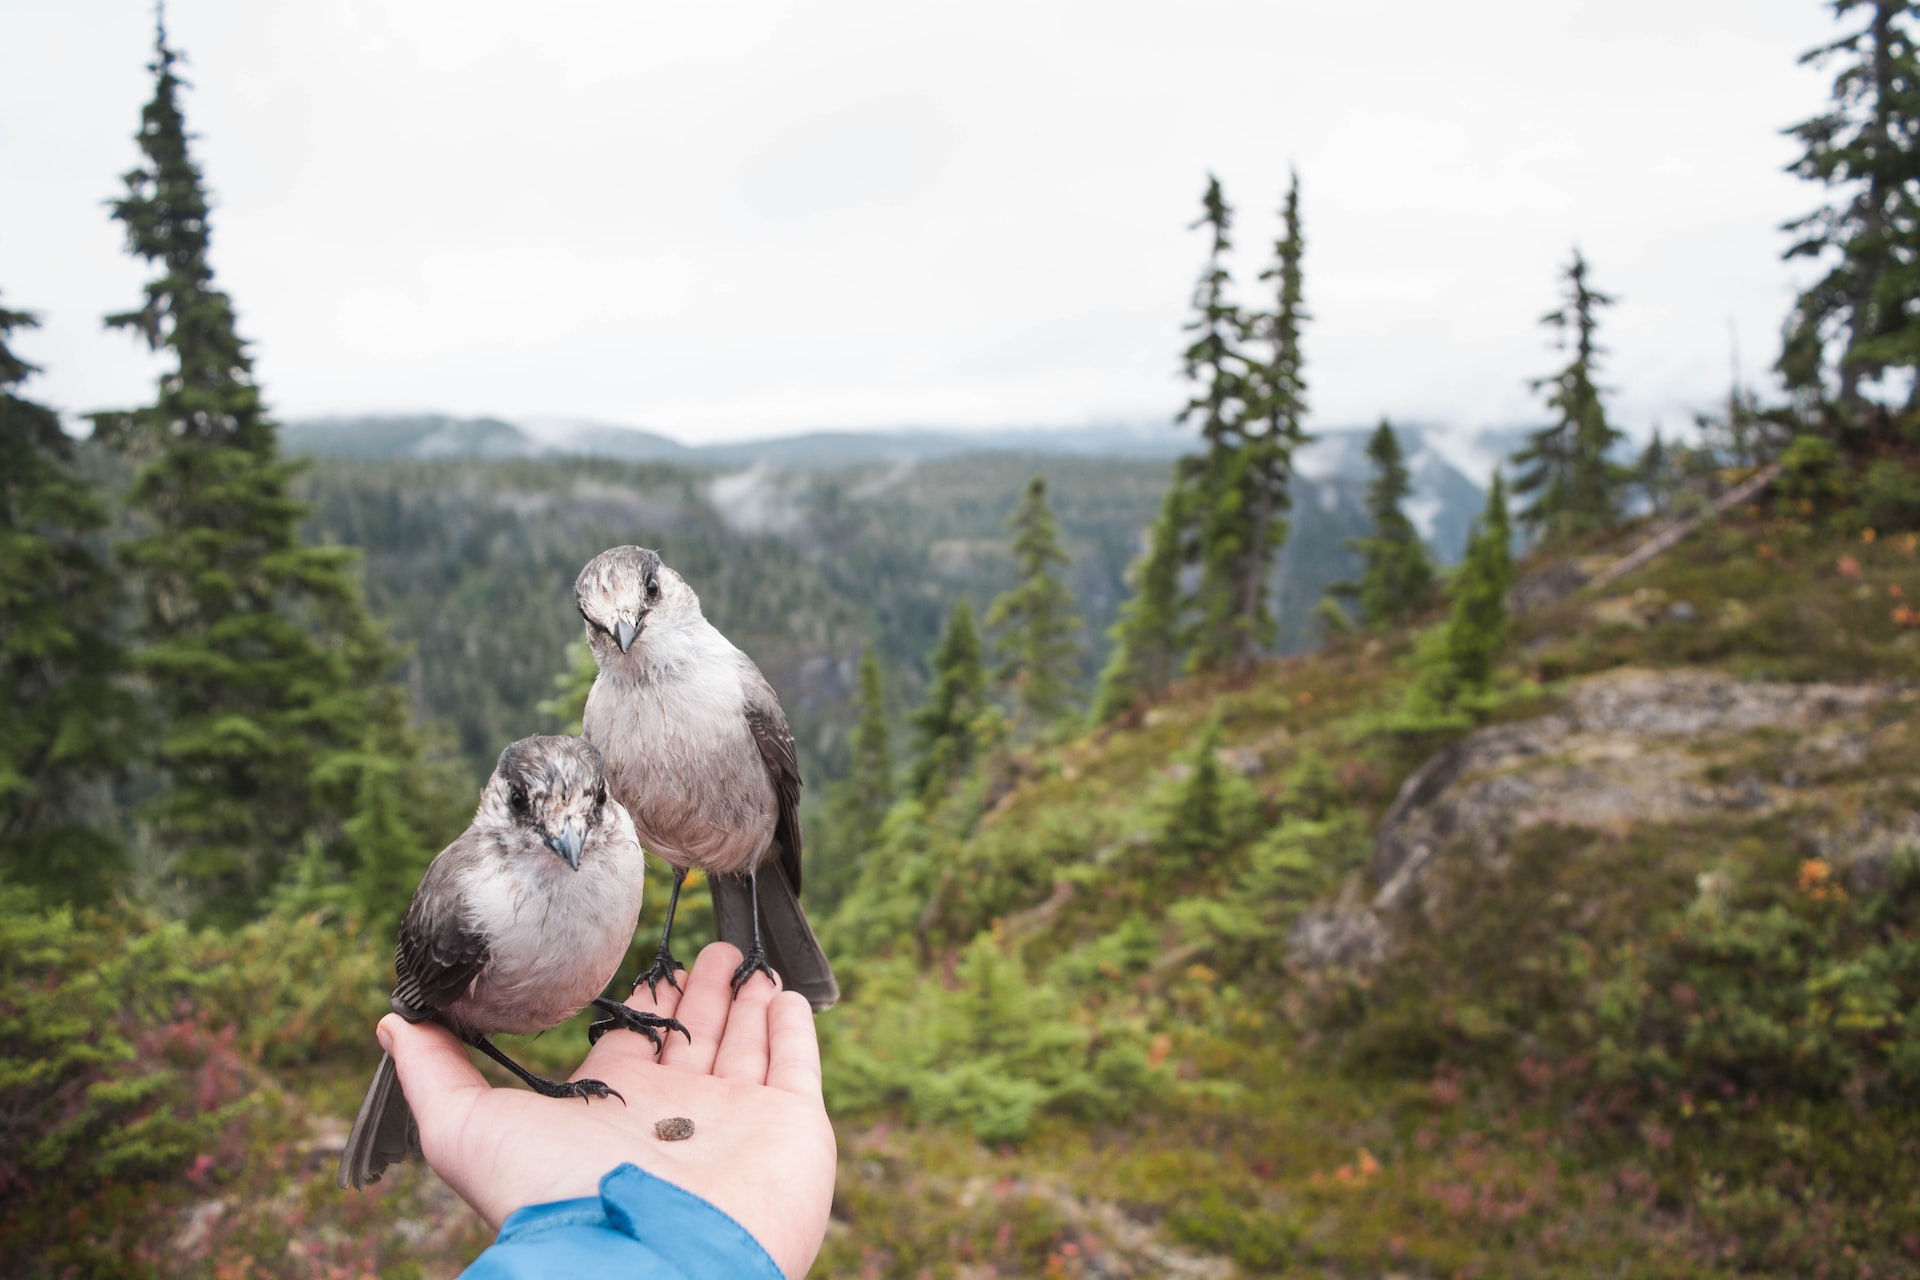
[{"x1": 458, "y1": 1163, "x2": 784, "y2": 1279}]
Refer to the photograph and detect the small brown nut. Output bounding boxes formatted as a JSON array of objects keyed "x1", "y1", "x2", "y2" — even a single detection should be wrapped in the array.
[{"x1": 654, "y1": 1116, "x2": 695, "y2": 1142}]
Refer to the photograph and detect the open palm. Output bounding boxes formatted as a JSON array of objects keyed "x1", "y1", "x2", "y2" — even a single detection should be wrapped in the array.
[{"x1": 380, "y1": 941, "x2": 837, "y2": 1279}]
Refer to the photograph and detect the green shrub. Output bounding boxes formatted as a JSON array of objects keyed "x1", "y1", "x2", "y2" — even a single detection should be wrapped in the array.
[
  {"x1": 824, "y1": 935, "x2": 1172, "y2": 1143},
  {"x1": 1852, "y1": 457, "x2": 1920, "y2": 532},
  {"x1": 0, "y1": 889, "x2": 255, "y2": 1194}
]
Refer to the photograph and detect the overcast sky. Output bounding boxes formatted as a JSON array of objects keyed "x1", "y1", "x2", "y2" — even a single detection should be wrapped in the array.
[{"x1": 2, "y1": 1, "x2": 1840, "y2": 444}]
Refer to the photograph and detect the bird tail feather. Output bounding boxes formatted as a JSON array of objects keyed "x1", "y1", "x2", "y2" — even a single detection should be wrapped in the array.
[
  {"x1": 712, "y1": 858, "x2": 839, "y2": 1012},
  {"x1": 336, "y1": 1050, "x2": 420, "y2": 1190}
]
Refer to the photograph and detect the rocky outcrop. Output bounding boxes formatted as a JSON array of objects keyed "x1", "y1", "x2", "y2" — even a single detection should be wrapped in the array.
[{"x1": 1287, "y1": 667, "x2": 1903, "y2": 972}]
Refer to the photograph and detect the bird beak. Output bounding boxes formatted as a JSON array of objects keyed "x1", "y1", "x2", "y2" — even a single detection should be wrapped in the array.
[
  {"x1": 544, "y1": 820, "x2": 585, "y2": 871},
  {"x1": 614, "y1": 616, "x2": 642, "y2": 653}
]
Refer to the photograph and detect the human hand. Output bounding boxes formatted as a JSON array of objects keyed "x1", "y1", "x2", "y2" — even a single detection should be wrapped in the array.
[{"x1": 380, "y1": 941, "x2": 837, "y2": 1280}]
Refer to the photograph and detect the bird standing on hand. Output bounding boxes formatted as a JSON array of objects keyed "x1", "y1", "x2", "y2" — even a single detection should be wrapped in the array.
[
  {"x1": 574, "y1": 545, "x2": 839, "y2": 1012},
  {"x1": 338, "y1": 734, "x2": 687, "y2": 1191}
]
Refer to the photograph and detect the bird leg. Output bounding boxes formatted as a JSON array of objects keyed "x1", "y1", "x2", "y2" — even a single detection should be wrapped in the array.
[
  {"x1": 730, "y1": 869, "x2": 780, "y2": 997},
  {"x1": 471, "y1": 1036, "x2": 624, "y2": 1105},
  {"x1": 636, "y1": 865, "x2": 689, "y2": 998},
  {"x1": 586, "y1": 997, "x2": 691, "y2": 1052}
]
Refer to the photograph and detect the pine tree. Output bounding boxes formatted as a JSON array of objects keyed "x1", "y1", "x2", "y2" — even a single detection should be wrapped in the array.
[
  {"x1": 985, "y1": 476, "x2": 1086, "y2": 727},
  {"x1": 1226, "y1": 169, "x2": 1312, "y2": 670},
  {"x1": 1093, "y1": 477, "x2": 1189, "y2": 722},
  {"x1": 1181, "y1": 176, "x2": 1254, "y2": 673},
  {"x1": 1511, "y1": 249, "x2": 1627, "y2": 544},
  {"x1": 817, "y1": 645, "x2": 895, "y2": 907},
  {"x1": 1162, "y1": 711, "x2": 1227, "y2": 863},
  {"x1": 94, "y1": 20, "x2": 442, "y2": 923},
  {"x1": 1637, "y1": 427, "x2": 1674, "y2": 516},
  {"x1": 0, "y1": 300, "x2": 136, "y2": 905},
  {"x1": 1337, "y1": 418, "x2": 1436, "y2": 627},
  {"x1": 1779, "y1": 0, "x2": 1920, "y2": 422},
  {"x1": 907, "y1": 600, "x2": 989, "y2": 802},
  {"x1": 1441, "y1": 472, "x2": 1514, "y2": 696}
]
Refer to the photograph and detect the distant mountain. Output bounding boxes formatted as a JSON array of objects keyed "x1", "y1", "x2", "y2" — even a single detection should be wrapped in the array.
[
  {"x1": 283, "y1": 413, "x2": 1503, "y2": 562},
  {"x1": 282, "y1": 415, "x2": 543, "y2": 460},
  {"x1": 281, "y1": 414, "x2": 1203, "y2": 467}
]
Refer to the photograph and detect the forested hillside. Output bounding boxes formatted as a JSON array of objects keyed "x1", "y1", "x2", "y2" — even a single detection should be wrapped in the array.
[{"x1": 292, "y1": 446, "x2": 1412, "y2": 792}]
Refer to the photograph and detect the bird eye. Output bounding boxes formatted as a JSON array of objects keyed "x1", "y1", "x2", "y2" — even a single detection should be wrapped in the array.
[
  {"x1": 509, "y1": 784, "x2": 530, "y2": 815},
  {"x1": 645, "y1": 575, "x2": 660, "y2": 601}
]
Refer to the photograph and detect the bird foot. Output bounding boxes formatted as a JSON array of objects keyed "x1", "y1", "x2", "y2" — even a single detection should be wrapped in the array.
[
  {"x1": 589, "y1": 997, "x2": 691, "y2": 1053},
  {"x1": 730, "y1": 945, "x2": 780, "y2": 998},
  {"x1": 635, "y1": 948, "x2": 686, "y2": 1001},
  {"x1": 528, "y1": 1073, "x2": 625, "y2": 1106}
]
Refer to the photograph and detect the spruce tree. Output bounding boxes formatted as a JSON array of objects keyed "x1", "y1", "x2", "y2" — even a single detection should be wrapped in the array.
[
  {"x1": 985, "y1": 476, "x2": 1086, "y2": 728},
  {"x1": 1779, "y1": 0, "x2": 1920, "y2": 421},
  {"x1": 1227, "y1": 169, "x2": 1312, "y2": 670},
  {"x1": 1637, "y1": 427, "x2": 1674, "y2": 516},
  {"x1": 95, "y1": 20, "x2": 442, "y2": 922},
  {"x1": 0, "y1": 300, "x2": 136, "y2": 905},
  {"x1": 1162, "y1": 711, "x2": 1227, "y2": 863},
  {"x1": 817, "y1": 645, "x2": 895, "y2": 906},
  {"x1": 1511, "y1": 249, "x2": 1627, "y2": 544},
  {"x1": 1441, "y1": 473, "x2": 1514, "y2": 695},
  {"x1": 1093, "y1": 477, "x2": 1188, "y2": 722},
  {"x1": 907, "y1": 600, "x2": 988, "y2": 802},
  {"x1": 1338, "y1": 418, "x2": 1436, "y2": 627},
  {"x1": 1181, "y1": 176, "x2": 1254, "y2": 673}
]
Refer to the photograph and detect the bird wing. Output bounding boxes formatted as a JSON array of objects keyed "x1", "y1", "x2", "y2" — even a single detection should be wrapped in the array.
[
  {"x1": 740, "y1": 660, "x2": 804, "y2": 894},
  {"x1": 391, "y1": 844, "x2": 490, "y2": 1021}
]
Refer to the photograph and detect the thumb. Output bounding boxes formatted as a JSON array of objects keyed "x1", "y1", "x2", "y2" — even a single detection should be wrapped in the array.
[{"x1": 380, "y1": 1014, "x2": 489, "y2": 1138}]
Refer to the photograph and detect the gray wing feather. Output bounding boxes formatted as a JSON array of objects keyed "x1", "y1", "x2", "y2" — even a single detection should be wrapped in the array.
[
  {"x1": 392, "y1": 838, "x2": 489, "y2": 1020},
  {"x1": 336, "y1": 1051, "x2": 420, "y2": 1190},
  {"x1": 711, "y1": 862, "x2": 839, "y2": 1011},
  {"x1": 740, "y1": 661, "x2": 804, "y2": 893}
]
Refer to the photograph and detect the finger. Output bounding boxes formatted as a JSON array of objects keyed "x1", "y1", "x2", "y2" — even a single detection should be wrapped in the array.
[
  {"x1": 764, "y1": 991, "x2": 824, "y2": 1100},
  {"x1": 711, "y1": 966, "x2": 778, "y2": 1083},
  {"x1": 657, "y1": 941, "x2": 743, "y2": 1074},
  {"x1": 380, "y1": 1015, "x2": 489, "y2": 1138}
]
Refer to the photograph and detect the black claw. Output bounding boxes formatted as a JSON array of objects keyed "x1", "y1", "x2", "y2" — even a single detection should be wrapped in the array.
[
  {"x1": 590, "y1": 997, "x2": 691, "y2": 1054},
  {"x1": 529, "y1": 1074, "x2": 625, "y2": 1106},
  {"x1": 730, "y1": 946, "x2": 779, "y2": 998},
  {"x1": 636, "y1": 948, "x2": 686, "y2": 1001}
]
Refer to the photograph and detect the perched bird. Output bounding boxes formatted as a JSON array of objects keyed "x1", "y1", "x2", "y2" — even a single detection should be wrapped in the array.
[
  {"x1": 337, "y1": 734, "x2": 686, "y2": 1191},
  {"x1": 575, "y1": 545, "x2": 839, "y2": 1012}
]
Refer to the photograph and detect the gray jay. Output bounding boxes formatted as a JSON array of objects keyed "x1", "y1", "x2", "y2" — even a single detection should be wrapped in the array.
[
  {"x1": 337, "y1": 734, "x2": 687, "y2": 1191},
  {"x1": 574, "y1": 545, "x2": 839, "y2": 1012}
]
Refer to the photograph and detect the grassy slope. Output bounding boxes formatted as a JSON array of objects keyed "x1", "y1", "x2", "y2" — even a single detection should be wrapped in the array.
[
  {"x1": 8, "y1": 512, "x2": 1917, "y2": 1278},
  {"x1": 813, "y1": 512, "x2": 1920, "y2": 1278}
]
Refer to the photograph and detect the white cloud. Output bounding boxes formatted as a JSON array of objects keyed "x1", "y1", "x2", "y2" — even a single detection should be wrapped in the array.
[{"x1": 0, "y1": 0, "x2": 1839, "y2": 443}]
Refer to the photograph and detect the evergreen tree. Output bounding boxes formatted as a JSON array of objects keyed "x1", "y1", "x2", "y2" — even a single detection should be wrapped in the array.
[
  {"x1": 1337, "y1": 418, "x2": 1436, "y2": 627},
  {"x1": 907, "y1": 600, "x2": 989, "y2": 802},
  {"x1": 539, "y1": 639, "x2": 600, "y2": 733},
  {"x1": 94, "y1": 20, "x2": 443, "y2": 922},
  {"x1": 1637, "y1": 427, "x2": 1674, "y2": 516},
  {"x1": 817, "y1": 645, "x2": 895, "y2": 907},
  {"x1": 1180, "y1": 176, "x2": 1254, "y2": 673},
  {"x1": 984, "y1": 476, "x2": 1086, "y2": 727},
  {"x1": 1511, "y1": 249, "x2": 1627, "y2": 543},
  {"x1": 1225, "y1": 169, "x2": 1312, "y2": 670},
  {"x1": 1779, "y1": 0, "x2": 1920, "y2": 421},
  {"x1": 1093, "y1": 477, "x2": 1189, "y2": 722},
  {"x1": 1441, "y1": 473, "x2": 1514, "y2": 696},
  {"x1": 1159, "y1": 706, "x2": 1251, "y2": 867},
  {"x1": 0, "y1": 300, "x2": 136, "y2": 904}
]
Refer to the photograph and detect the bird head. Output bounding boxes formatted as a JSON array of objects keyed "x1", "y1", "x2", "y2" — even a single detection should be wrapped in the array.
[
  {"x1": 483, "y1": 735, "x2": 613, "y2": 871},
  {"x1": 574, "y1": 545, "x2": 701, "y2": 666}
]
